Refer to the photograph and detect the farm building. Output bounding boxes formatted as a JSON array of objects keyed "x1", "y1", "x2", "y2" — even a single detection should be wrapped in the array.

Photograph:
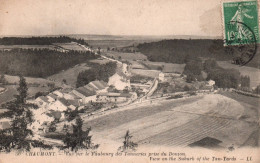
[
  {"x1": 159, "y1": 72, "x2": 165, "y2": 81},
  {"x1": 96, "y1": 92, "x2": 136, "y2": 103},
  {"x1": 47, "y1": 93, "x2": 58, "y2": 102},
  {"x1": 87, "y1": 80, "x2": 107, "y2": 91},
  {"x1": 53, "y1": 90, "x2": 64, "y2": 98},
  {"x1": 108, "y1": 73, "x2": 130, "y2": 90},
  {"x1": 72, "y1": 87, "x2": 96, "y2": 104},
  {"x1": 35, "y1": 96, "x2": 50, "y2": 108},
  {"x1": 48, "y1": 98, "x2": 70, "y2": 112}
]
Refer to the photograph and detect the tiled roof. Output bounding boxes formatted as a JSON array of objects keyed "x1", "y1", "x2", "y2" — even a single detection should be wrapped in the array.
[
  {"x1": 76, "y1": 87, "x2": 96, "y2": 97},
  {"x1": 98, "y1": 92, "x2": 132, "y2": 97},
  {"x1": 48, "y1": 94, "x2": 58, "y2": 100},
  {"x1": 84, "y1": 85, "x2": 97, "y2": 91},
  {"x1": 68, "y1": 92, "x2": 81, "y2": 99},
  {"x1": 91, "y1": 80, "x2": 107, "y2": 90},
  {"x1": 38, "y1": 96, "x2": 49, "y2": 103},
  {"x1": 68, "y1": 99, "x2": 82, "y2": 107},
  {"x1": 58, "y1": 98, "x2": 70, "y2": 106}
]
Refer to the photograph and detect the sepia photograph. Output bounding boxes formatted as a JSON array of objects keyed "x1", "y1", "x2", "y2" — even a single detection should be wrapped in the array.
[{"x1": 0, "y1": 0, "x2": 259, "y2": 162}]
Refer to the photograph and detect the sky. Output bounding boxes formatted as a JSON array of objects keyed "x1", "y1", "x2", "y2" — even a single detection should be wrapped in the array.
[{"x1": 0, "y1": 0, "x2": 229, "y2": 37}]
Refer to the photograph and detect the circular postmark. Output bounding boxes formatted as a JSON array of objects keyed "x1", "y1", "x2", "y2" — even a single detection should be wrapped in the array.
[{"x1": 224, "y1": 21, "x2": 257, "y2": 66}]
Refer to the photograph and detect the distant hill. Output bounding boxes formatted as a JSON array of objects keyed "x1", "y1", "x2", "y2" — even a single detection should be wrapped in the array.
[{"x1": 137, "y1": 39, "x2": 260, "y2": 68}]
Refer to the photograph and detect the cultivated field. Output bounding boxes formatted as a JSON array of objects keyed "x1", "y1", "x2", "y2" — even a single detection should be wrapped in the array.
[
  {"x1": 217, "y1": 61, "x2": 260, "y2": 88},
  {"x1": 83, "y1": 94, "x2": 258, "y2": 148}
]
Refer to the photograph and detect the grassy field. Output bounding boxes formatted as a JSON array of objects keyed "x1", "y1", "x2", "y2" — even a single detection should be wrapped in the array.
[
  {"x1": 0, "y1": 85, "x2": 50, "y2": 105},
  {"x1": 217, "y1": 61, "x2": 260, "y2": 88},
  {"x1": 89, "y1": 58, "x2": 112, "y2": 64},
  {"x1": 82, "y1": 94, "x2": 258, "y2": 148},
  {"x1": 47, "y1": 63, "x2": 90, "y2": 87},
  {"x1": 53, "y1": 42, "x2": 86, "y2": 51},
  {"x1": 4, "y1": 75, "x2": 56, "y2": 85},
  {"x1": 141, "y1": 61, "x2": 185, "y2": 73},
  {"x1": 104, "y1": 51, "x2": 147, "y2": 61}
]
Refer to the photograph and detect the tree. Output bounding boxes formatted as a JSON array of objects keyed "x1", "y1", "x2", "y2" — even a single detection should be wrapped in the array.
[
  {"x1": 0, "y1": 76, "x2": 51, "y2": 152},
  {"x1": 15, "y1": 75, "x2": 28, "y2": 104},
  {"x1": 63, "y1": 116, "x2": 98, "y2": 151},
  {"x1": 184, "y1": 85, "x2": 190, "y2": 91},
  {"x1": 240, "y1": 75, "x2": 250, "y2": 88},
  {"x1": 97, "y1": 47, "x2": 101, "y2": 54},
  {"x1": 49, "y1": 121, "x2": 57, "y2": 132},
  {"x1": 183, "y1": 60, "x2": 203, "y2": 82},
  {"x1": 203, "y1": 59, "x2": 218, "y2": 72},
  {"x1": 0, "y1": 74, "x2": 6, "y2": 84},
  {"x1": 207, "y1": 69, "x2": 240, "y2": 88},
  {"x1": 62, "y1": 79, "x2": 67, "y2": 85},
  {"x1": 254, "y1": 85, "x2": 260, "y2": 94},
  {"x1": 118, "y1": 130, "x2": 138, "y2": 152}
]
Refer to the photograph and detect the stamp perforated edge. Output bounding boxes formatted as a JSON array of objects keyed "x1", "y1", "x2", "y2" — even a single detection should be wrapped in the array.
[{"x1": 220, "y1": 0, "x2": 260, "y2": 46}]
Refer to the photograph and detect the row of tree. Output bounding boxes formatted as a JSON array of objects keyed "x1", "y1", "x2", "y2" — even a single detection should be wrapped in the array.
[
  {"x1": 0, "y1": 36, "x2": 88, "y2": 46},
  {"x1": 76, "y1": 62, "x2": 117, "y2": 87},
  {"x1": 0, "y1": 49, "x2": 98, "y2": 77}
]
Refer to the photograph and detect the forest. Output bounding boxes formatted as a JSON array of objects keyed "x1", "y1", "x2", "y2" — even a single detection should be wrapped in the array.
[
  {"x1": 0, "y1": 49, "x2": 98, "y2": 77},
  {"x1": 137, "y1": 39, "x2": 260, "y2": 68},
  {"x1": 0, "y1": 36, "x2": 88, "y2": 46}
]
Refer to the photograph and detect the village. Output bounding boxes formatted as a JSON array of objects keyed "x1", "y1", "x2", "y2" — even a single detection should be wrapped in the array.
[{"x1": 0, "y1": 37, "x2": 258, "y2": 151}]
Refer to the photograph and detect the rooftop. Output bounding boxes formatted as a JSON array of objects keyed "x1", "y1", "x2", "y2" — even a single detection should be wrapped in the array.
[
  {"x1": 76, "y1": 87, "x2": 96, "y2": 97},
  {"x1": 37, "y1": 96, "x2": 49, "y2": 103}
]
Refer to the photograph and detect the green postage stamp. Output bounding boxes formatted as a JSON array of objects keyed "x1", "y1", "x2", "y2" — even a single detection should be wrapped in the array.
[{"x1": 222, "y1": 0, "x2": 259, "y2": 46}]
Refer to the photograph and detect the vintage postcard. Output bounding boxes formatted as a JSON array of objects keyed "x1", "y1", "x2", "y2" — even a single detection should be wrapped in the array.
[{"x1": 0, "y1": 0, "x2": 259, "y2": 163}]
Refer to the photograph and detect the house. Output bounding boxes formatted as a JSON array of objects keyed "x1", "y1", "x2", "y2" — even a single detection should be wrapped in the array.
[
  {"x1": 207, "y1": 80, "x2": 215, "y2": 86},
  {"x1": 0, "y1": 118, "x2": 11, "y2": 130},
  {"x1": 159, "y1": 72, "x2": 165, "y2": 81},
  {"x1": 72, "y1": 87, "x2": 96, "y2": 104},
  {"x1": 48, "y1": 98, "x2": 69, "y2": 111},
  {"x1": 35, "y1": 96, "x2": 50, "y2": 108},
  {"x1": 47, "y1": 93, "x2": 58, "y2": 102},
  {"x1": 89, "y1": 80, "x2": 107, "y2": 90},
  {"x1": 87, "y1": 80, "x2": 108, "y2": 93},
  {"x1": 108, "y1": 73, "x2": 131, "y2": 91},
  {"x1": 67, "y1": 99, "x2": 84, "y2": 110},
  {"x1": 53, "y1": 90, "x2": 64, "y2": 98}
]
